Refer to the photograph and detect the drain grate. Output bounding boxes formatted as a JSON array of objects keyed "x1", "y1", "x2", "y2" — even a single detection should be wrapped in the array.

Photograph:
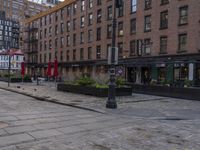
[{"x1": 0, "y1": 121, "x2": 9, "y2": 129}]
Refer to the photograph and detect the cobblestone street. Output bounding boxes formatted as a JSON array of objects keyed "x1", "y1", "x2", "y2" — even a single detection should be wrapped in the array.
[{"x1": 0, "y1": 82, "x2": 200, "y2": 149}]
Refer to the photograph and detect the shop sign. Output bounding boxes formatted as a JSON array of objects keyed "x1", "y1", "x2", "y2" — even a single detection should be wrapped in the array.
[
  {"x1": 156, "y1": 63, "x2": 165, "y2": 67},
  {"x1": 174, "y1": 63, "x2": 185, "y2": 67}
]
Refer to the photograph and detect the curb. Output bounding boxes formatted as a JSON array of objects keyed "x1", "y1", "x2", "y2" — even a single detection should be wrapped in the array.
[{"x1": 0, "y1": 86, "x2": 105, "y2": 114}]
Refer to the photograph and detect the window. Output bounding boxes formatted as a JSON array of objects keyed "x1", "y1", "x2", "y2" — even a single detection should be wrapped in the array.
[
  {"x1": 118, "y1": 22, "x2": 123, "y2": 37},
  {"x1": 73, "y1": 49, "x2": 76, "y2": 60},
  {"x1": 49, "y1": 14, "x2": 52, "y2": 24},
  {"x1": 67, "y1": 21, "x2": 70, "y2": 32},
  {"x1": 55, "y1": 12, "x2": 58, "y2": 22},
  {"x1": 40, "y1": 30, "x2": 42, "y2": 39},
  {"x1": 178, "y1": 34, "x2": 187, "y2": 52},
  {"x1": 44, "y1": 16, "x2": 47, "y2": 25},
  {"x1": 130, "y1": 40, "x2": 136, "y2": 56},
  {"x1": 89, "y1": 0, "x2": 93, "y2": 8},
  {"x1": 160, "y1": 36, "x2": 167, "y2": 54},
  {"x1": 44, "y1": 53, "x2": 46, "y2": 63},
  {"x1": 96, "y1": 46, "x2": 101, "y2": 59},
  {"x1": 174, "y1": 64, "x2": 188, "y2": 81},
  {"x1": 55, "y1": 38, "x2": 58, "y2": 48},
  {"x1": 88, "y1": 13, "x2": 93, "y2": 25},
  {"x1": 81, "y1": 0, "x2": 85, "y2": 11},
  {"x1": 97, "y1": 0, "x2": 101, "y2": 5},
  {"x1": 130, "y1": 18, "x2": 136, "y2": 34},
  {"x1": 55, "y1": 25, "x2": 58, "y2": 35},
  {"x1": 66, "y1": 50, "x2": 69, "y2": 61},
  {"x1": 88, "y1": 30, "x2": 93, "y2": 42},
  {"x1": 144, "y1": 39, "x2": 151, "y2": 54},
  {"x1": 49, "y1": 27, "x2": 52, "y2": 36},
  {"x1": 88, "y1": 47, "x2": 92, "y2": 59},
  {"x1": 44, "y1": 41, "x2": 47, "y2": 50},
  {"x1": 145, "y1": 0, "x2": 151, "y2": 10},
  {"x1": 40, "y1": 54, "x2": 42, "y2": 63},
  {"x1": 44, "y1": 28, "x2": 47, "y2": 38},
  {"x1": 60, "y1": 51, "x2": 63, "y2": 61},
  {"x1": 144, "y1": 15, "x2": 151, "y2": 32},
  {"x1": 158, "y1": 68, "x2": 167, "y2": 82},
  {"x1": 40, "y1": 42, "x2": 42, "y2": 51},
  {"x1": 96, "y1": 27, "x2": 101, "y2": 41},
  {"x1": 97, "y1": 9, "x2": 102, "y2": 23},
  {"x1": 80, "y1": 32, "x2": 84, "y2": 44},
  {"x1": 118, "y1": 42, "x2": 123, "y2": 57},
  {"x1": 55, "y1": 51, "x2": 58, "y2": 59},
  {"x1": 161, "y1": 0, "x2": 169, "y2": 5},
  {"x1": 118, "y1": 4, "x2": 124, "y2": 17},
  {"x1": 73, "y1": 34, "x2": 76, "y2": 46},
  {"x1": 107, "y1": 24, "x2": 112, "y2": 38},
  {"x1": 131, "y1": 0, "x2": 137, "y2": 13},
  {"x1": 61, "y1": 23, "x2": 64, "y2": 34},
  {"x1": 60, "y1": 37, "x2": 64, "y2": 48},
  {"x1": 67, "y1": 6, "x2": 71, "y2": 16},
  {"x1": 107, "y1": 6, "x2": 112, "y2": 20},
  {"x1": 160, "y1": 11, "x2": 168, "y2": 29},
  {"x1": 49, "y1": 40, "x2": 52, "y2": 49},
  {"x1": 73, "y1": 3, "x2": 77, "y2": 15},
  {"x1": 73, "y1": 19, "x2": 76, "y2": 30},
  {"x1": 80, "y1": 48, "x2": 84, "y2": 60},
  {"x1": 81, "y1": 16, "x2": 85, "y2": 28},
  {"x1": 66, "y1": 35, "x2": 70, "y2": 46},
  {"x1": 179, "y1": 6, "x2": 188, "y2": 25},
  {"x1": 61, "y1": 9, "x2": 64, "y2": 20}
]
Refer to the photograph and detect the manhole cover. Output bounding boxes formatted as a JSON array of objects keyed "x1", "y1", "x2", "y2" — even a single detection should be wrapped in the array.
[{"x1": 0, "y1": 121, "x2": 9, "y2": 129}]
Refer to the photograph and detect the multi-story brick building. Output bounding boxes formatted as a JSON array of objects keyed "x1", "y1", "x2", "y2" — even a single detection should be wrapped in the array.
[
  {"x1": 0, "y1": 0, "x2": 48, "y2": 20},
  {"x1": 24, "y1": 0, "x2": 200, "y2": 86}
]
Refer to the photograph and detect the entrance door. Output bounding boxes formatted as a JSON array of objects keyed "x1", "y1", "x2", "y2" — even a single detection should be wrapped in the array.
[
  {"x1": 196, "y1": 67, "x2": 200, "y2": 86},
  {"x1": 127, "y1": 67, "x2": 136, "y2": 83},
  {"x1": 141, "y1": 67, "x2": 151, "y2": 85}
]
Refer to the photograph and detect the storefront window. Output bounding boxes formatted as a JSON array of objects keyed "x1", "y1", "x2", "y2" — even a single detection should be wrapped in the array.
[
  {"x1": 197, "y1": 68, "x2": 200, "y2": 80},
  {"x1": 174, "y1": 65, "x2": 188, "y2": 81},
  {"x1": 158, "y1": 68, "x2": 166, "y2": 82}
]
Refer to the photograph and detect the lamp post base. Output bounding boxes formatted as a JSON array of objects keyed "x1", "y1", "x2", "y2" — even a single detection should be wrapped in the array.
[{"x1": 106, "y1": 100, "x2": 117, "y2": 109}]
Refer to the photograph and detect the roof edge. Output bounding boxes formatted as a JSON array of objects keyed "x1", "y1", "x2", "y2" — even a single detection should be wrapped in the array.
[{"x1": 24, "y1": 0, "x2": 75, "y2": 24}]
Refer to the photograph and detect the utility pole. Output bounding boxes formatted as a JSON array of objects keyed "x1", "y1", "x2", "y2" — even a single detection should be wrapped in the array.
[
  {"x1": 8, "y1": 42, "x2": 11, "y2": 87},
  {"x1": 106, "y1": 0, "x2": 123, "y2": 109}
]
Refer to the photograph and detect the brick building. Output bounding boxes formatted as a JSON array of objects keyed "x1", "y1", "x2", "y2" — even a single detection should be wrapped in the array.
[{"x1": 24, "y1": 0, "x2": 200, "y2": 86}]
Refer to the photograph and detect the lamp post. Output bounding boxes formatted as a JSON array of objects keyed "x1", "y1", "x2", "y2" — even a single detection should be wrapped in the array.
[
  {"x1": 7, "y1": 42, "x2": 11, "y2": 87},
  {"x1": 106, "y1": 0, "x2": 123, "y2": 109}
]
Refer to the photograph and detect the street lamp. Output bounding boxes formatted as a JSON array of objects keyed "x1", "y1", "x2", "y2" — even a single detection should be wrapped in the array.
[
  {"x1": 106, "y1": 0, "x2": 123, "y2": 109},
  {"x1": 8, "y1": 49, "x2": 11, "y2": 87}
]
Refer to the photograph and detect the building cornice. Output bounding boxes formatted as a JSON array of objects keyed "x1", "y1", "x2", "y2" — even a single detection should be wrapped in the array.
[{"x1": 24, "y1": 0, "x2": 75, "y2": 24}]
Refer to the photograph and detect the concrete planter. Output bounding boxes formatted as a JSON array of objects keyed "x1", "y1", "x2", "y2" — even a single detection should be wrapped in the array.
[
  {"x1": 57, "y1": 84, "x2": 132, "y2": 97},
  {"x1": 132, "y1": 84, "x2": 200, "y2": 101},
  {"x1": 0, "y1": 77, "x2": 32, "y2": 83}
]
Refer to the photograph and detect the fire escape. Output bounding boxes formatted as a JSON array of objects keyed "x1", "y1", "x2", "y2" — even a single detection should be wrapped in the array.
[{"x1": 23, "y1": 21, "x2": 39, "y2": 75}]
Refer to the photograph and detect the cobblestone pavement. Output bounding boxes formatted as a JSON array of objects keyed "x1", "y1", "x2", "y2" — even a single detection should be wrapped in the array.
[{"x1": 0, "y1": 82, "x2": 200, "y2": 149}]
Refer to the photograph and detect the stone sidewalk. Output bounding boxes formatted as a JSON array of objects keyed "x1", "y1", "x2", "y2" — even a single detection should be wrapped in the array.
[{"x1": 0, "y1": 81, "x2": 165, "y2": 113}]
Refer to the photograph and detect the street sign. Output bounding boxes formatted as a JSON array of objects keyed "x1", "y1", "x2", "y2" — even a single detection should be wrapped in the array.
[{"x1": 108, "y1": 47, "x2": 118, "y2": 65}]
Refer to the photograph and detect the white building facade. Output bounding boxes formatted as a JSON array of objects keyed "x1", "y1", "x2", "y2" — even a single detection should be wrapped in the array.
[{"x1": 0, "y1": 50, "x2": 24, "y2": 71}]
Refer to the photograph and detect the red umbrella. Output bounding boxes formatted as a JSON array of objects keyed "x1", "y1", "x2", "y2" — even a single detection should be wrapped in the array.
[
  {"x1": 47, "y1": 61, "x2": 52, "y2": 77},
  {"x1": 53, "y1": 58, "x2": 58, "y2": 77},
  {"x1": 21, "y1": 62, "x2": 25, "y2": 77}
]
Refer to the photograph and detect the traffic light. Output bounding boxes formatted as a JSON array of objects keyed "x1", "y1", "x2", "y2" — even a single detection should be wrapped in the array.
[{"x1": 115, "y1": 0, "x2": 123, "y2": 8}]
